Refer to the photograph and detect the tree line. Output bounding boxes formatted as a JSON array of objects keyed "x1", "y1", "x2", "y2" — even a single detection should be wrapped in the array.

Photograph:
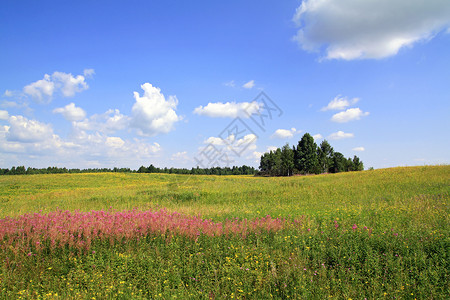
[
  {"x1": 0, "y1": 165, "x2": 257, "y2": 176},
  {"x1": 258, "y1": 133, "x2": 364, "y2": 176},
  {"x1": 136, "y1": 164, "x2": 256, "y2": 175}
]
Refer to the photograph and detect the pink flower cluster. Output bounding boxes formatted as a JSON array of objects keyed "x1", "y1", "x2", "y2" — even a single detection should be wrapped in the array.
[{"x1": 0, "y1": 209, "x2": 298, "y2": 254}]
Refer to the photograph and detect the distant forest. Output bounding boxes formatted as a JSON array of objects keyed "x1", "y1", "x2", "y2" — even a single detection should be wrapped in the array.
[
  {"x1": 0, "y1": 165, "x2": 257, "y2": 176},
  {"x1": 258, "y1": 133, "x2": 363, "y2": 176}
]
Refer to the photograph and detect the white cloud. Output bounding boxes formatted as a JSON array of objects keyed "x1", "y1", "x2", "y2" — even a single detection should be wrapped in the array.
[
  {"x1": 83, "y1": 68, "x2": 95, "y2": 78},
  {"x1": 130, "y1": 83, "x2": 180, "y2": 136},
  {"x1": 105, "y1": 137, "x2": 125, "y2": 148},
  {"x1": 6, "y1": 115, "x2": 54, "y2": 143},
  {"x1": 4, "y1": 90, "x2": 13, "y2": 97},
  {"x1": 235, "y1": 134, "x2": 258, "y2": 150},
  {"x1": 267, "y1": 146, "x2": 278, "y2": 152},
  {"x1": 352, "y1": 147, "x2": 365, "y2": 152},
  {"x1": 202, "y1": 133, "x2": 258, "y2": 154},
  {"x1": 328, "y1": 131, "x2": 354, "y2": 140},
  {"x1": 331, "y1": 108, "x2": 369, "y2": 123},
  {"x1": 252, "y1": 151, "x2": 264, "y2": 159},
  {"x1": 0, "y1": 116, "x2": 162, "y2": 168},
  {"x1": 69, "y1": 130, "x2": 162, "y2": 162},
  {"x1": 193, "y1": 101, "x2": 260, "y2": 118},
  {"x1": 53, "y1": 103, "x2": 87, "y2": 122},
  {"x1": 293, "y1": 0, "x2": 450, "y2": 60},
  {"x1": 0, "y1": 125, "x2": 25, "y2": 153},
  {"x1": 313, "y1": 133, "x2": 323, "y2": 141},
  {"x1": 0, "y1": 110, "x2": 9, "y2": 120},
  {"x1": 203, "y1": 136, "x2": 226, "y2": 146},
  {"x1": 73, "y1": 109, "x2": 129, "y2": 133},
  {"x1": 271, "y1": 128, "x2": 299, "y2": 139},
  {"x1": 23, "y1": 71, "x2": 91, "y2": 102},
  {"x1": 23, "y1": 74, "x2": 55, "y2": 102},
  {"x1": 242, "y1": 80, "x2": 255, "y2": 89},
  {"x1": 224, "y1": 80, "x2": 235, "y2": 87},
  {"x1": 52, "y1": 71, "x2": 89, "y2": 97},
  {"x1": 321, "y1": 96, "x2": 359, "y2": 111},
  {"x1": 171, "y1": 151, "x2": 190, "y2": 161}
]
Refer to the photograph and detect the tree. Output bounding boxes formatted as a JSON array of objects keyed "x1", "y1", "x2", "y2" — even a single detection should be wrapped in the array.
[
  {"x1": 137, "y1": 166, "x2": 148, "y2": 173},
  {"x1": 317, "y1": 140, "x2": 334, "y2": 173},
  {"x1": 295, "y1": 133, "x2": 318, "y2": 174},
  {"x1": 258, "y1": 132, "x2": 365, "y2": 176},
  {"x1": 330, "y1": 152, "x2": 345, "y2": 173},
  {"x1": 345, "y1": 158, "x2": 354, "y2": 172},
  {"x1": 352, "y1": 155, "x2": 364, "y2": 171},
  {"x1": 280, "y1": 144, "x2": 294, "y2": 176},
  {"x1": 259, "y1": 153, "x2": 270, "y2": 175}
]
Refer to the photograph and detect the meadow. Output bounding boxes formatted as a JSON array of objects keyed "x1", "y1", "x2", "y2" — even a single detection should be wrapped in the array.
[{"x1": 0, "y1": 165, "x2": 448, "y2": 299}]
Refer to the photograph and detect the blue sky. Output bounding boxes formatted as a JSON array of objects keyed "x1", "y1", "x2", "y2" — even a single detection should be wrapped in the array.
[{"x1": 1, "y1": 0, "x2": 449, "y2": 170}]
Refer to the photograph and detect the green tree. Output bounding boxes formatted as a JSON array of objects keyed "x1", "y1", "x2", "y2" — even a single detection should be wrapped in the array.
[
  {"x1": 352, "y1": 155, "x2": 364, "y2": 171},
  {"x1": 295, "y1": 133, "x2": 318, "y2": 174},
  {"x1": 280, "y1": 143, "x2": 294, "y2": 176},
  {"x1": 317, "y1": 140, "x2": 334, "y2": 173},
  {"x1": 330, "y1": 152, "x2": 345, "y2": 173},
  {"x1": 137, "y1": 166, "x2": 148, "y2": 173}
]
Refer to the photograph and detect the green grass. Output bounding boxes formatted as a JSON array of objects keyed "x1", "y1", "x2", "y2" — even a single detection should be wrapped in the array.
[{"x1": 1, "y1": 166, "x2": 449, "y2": 299}]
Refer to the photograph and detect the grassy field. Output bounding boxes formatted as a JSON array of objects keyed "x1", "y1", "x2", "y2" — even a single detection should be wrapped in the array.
[{"x1": 0, "y1": 165, "x2": 449, "y2": 299}]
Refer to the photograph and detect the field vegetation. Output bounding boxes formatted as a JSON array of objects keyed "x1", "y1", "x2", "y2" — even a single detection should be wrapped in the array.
[{"x1": 0, "y1": 165, "x2": 448, "y2": 299}]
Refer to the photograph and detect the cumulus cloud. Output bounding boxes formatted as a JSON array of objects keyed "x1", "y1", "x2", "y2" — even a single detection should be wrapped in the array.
[
  {"x1": 313, "y1": 133, "x2": 323, "y2": 141},
  {"x1": 6, "y1": 115, "x2": 54, "y2": 143},
  {"x1": 331, "y1": 108, "x2": 369, "y2": 123},
  {"x1": 202, "y1": 133, "x2": 258, "y2": 155},
  {"x1": 321, "y1": 96, "x2": 359, "y2": 111},
  {"x1": 52, "y1": 72, "x2": 88, "y2": 97},
  {"x1": 203, "y1": 136, "x2": 226, "y2": 146},
  {"x1": 23, "y1": 71, "x2": 92, "y2": 102},
  {"x1": 252, "y1": 151, "x2": 264, "y2": 159},
  {"x1": 83, "y1": 68, "x2": 95, "y2": 78},
  {"x1": 23, "y1": 74, "x2": 55, "y2": 102},
  {"x1": 242, "y1": 80, "x2": 255, "y2": 89},
  {"x1": 271, "y1": 128, "x2": 300, "y2": 139},
  {"x1": 53, "y1": 103, "x2": 87, "y2": 122},
  {"x1": 0, "y1": 115, "x2": 162, "y2": 167},
  {"x1": 68, "y1": 129, "x2": 162, "y2": 163},
  {"x1": 73, "y1": 109, "x2": 129, "y2": 133},
  {"x1": 292, "y1": 0, "x2": 450, "y2": 60},
  {"x1": 171, "y1": 151, "x2": 190, "y2": 161},
  {"x1": 0, "y1": 110, "x2": 9, "y2": 120},
  {"x1": 328, "y1": 131, "x2": 354, "y2": 140},
  {"x1": 352, "y1": 146, "x2": 365, "y2": 152},
  {"x1": 193, "y1": 101, "x2": 260, "y2": 118},
  {"x1": 105, "y1": 137, "x2": 125, "y2": 148},
  {"x1": 131, "y1": 83, "x2": 180, "y2": 136}
]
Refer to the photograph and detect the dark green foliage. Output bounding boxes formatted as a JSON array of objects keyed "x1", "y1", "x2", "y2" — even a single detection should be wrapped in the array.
[
  {"x1": 330, "y1": 152, "x2": 346, "y2": 173},
  {"x1": 295, "y1": 133, "x2": 319, "y2": 174},
  {"x1": 280, "y1": 144, "x2": 295, "y2": 176},
  {"x1": 0, "y1": 165, "x2": 257, "y2": 176},
  {"x1": 258, "y1": 133, "x2": 364, "y2": 176},
  {"x1": 317, "y1": 140, "x2": 334, "y2": 174}
]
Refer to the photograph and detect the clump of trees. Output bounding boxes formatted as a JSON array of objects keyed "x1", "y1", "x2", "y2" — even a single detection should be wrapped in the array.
[
  {"x1": 0, "y1": 165, "x2": 257, "y2": 176},
  {"x1": 258, "y1": 133, "x2": 363, "y2": 176}
]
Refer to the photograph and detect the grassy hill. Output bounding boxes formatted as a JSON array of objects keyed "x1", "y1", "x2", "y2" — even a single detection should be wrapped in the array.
[{"x1": 0, "y1": 165, "x2": 448, "y2": 298}]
